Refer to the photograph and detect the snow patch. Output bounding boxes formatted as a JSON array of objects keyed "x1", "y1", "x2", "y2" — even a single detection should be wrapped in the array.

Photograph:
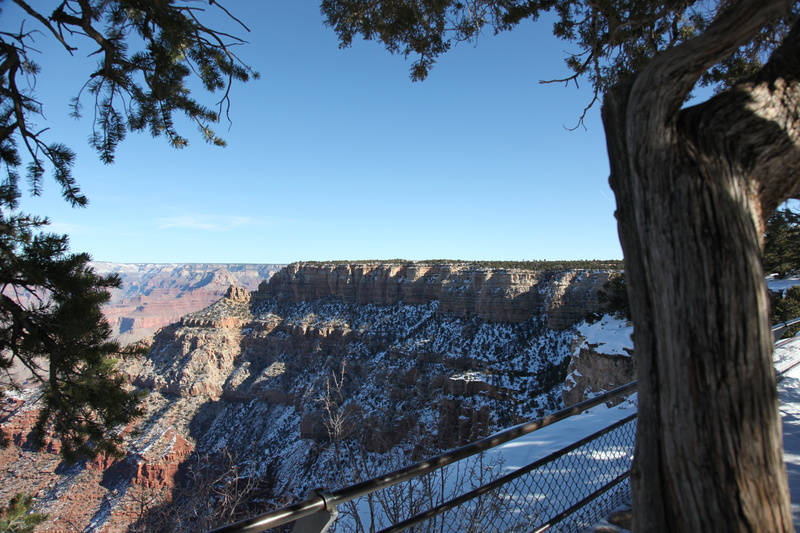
[
  {"x1": 576, "y1": 316, "x2": 633, "y2": 356},
  {"x1": 767, "y1": 274, "x2": 800, "y2": 293}
]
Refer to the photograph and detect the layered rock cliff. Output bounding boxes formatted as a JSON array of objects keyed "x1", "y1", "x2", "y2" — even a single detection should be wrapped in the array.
[
  {"x1": 260, "y1": 262, "x2": 611, "y2": 328},
  {"x1": 0, "y1": 261, "x2": 622, "y2": 532}
]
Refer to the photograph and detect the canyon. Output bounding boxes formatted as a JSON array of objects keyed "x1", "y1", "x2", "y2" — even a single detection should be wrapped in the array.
[
  {"x1": 92, "y1": 262, "x2": 283, "y2": 345},
  {"x1": 0, "y1": 261, "x2": 631, "y2": 532}
]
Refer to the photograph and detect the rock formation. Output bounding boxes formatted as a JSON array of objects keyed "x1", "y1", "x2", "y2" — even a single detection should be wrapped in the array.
[
  {"x1": 562, "y1": 315, "x2": 636, "y2": 406},
  {"x1": 260, "y1": 262, "x2": 611, "y2": 328},
  {"x1": 93, "y1": 262, "x2": 282, "y2": 344},
  {"x1": 0, "y1": 261, "x2": 623, "y2": 532}
]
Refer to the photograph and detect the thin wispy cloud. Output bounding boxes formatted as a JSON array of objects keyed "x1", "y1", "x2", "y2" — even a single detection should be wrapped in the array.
[{"x1": 155, "y1": 215, "x2": 305, "y2": 231}]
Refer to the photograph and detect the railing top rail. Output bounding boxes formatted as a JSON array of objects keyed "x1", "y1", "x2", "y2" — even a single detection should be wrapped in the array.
[
  {"x1": 209, "y1": 380, "x2": 638, "y2": 533},
  {"x1": 775, "y1": 317, "x2": 800, "y2": 329},
  {"x1": 325, "y1": 380, "x2": 638, "y2": 507},
  {"x1": 209, "y1": 493, "x2": 328, "y2": 533},
  {"x1": 773, "y1": 317, "x2": 800, "y2": 342}
]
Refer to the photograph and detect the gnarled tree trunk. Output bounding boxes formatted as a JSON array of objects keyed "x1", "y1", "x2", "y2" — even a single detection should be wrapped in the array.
[{"x1": 602, "y1": 1, "x2": 800, "y2": 530}]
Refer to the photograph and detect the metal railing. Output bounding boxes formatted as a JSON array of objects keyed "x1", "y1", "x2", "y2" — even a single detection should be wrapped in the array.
[
  {"x1": 210, "y1": 382, "x2": 638, "y2": 533},
  {"x1": 373, "y1": 411, "x2": 637, "y2": 533},
  {"x1": 210, "y1": 319, "x2": 800, "y2": 533},
  {"x1": 773, "y1": 316, "x2": 800, "y2": 343}
]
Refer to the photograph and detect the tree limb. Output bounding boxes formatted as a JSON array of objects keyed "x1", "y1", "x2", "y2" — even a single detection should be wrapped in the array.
[
  {"x1": 11, "y1": 0, "x2": 75, "y2": 53},
  {"x1": 631, "y1": 0, "x2": 794, "y2": 129}
]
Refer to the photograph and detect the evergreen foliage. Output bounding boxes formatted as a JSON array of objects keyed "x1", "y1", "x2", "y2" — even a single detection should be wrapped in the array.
[
  {"x1": 0, "y1": 1, "x2": 254, "y2": 459},
  {"x1": 0, "y1": 493, "x2": 47, "y2": 533},
  {"x1": 771, "y1": 286, "x2": 800, "y2": 339},
  {"x1": 0, "y1": 185, "x2": 143, "y2": 460},
  {"x1": 1, "y1": 0, "x2": 258, "y2": 198},
  {"x1": 321, "y1": 1, "x2": 796, "y2": 120},
  {"x1": 763, "y1": 209, "x2": 800, "y2": 277},
  {"x1": 773, "y1": 286, "x2": 800, "y2": 321},
  {"x1": 586, "y1": 273, "x2": 630, "y2": 322},
  {"x1": 597, "y1": 274, "x2": 630, "y2": 319},
  {"x1": 763, "y1": 207, "x2": 800, "y2": 337}
]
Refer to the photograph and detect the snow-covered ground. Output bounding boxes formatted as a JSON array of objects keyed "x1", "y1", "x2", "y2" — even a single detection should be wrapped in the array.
[
  {"x1": 489, "y1": 396, "x2": 637, "y2": 470},
  {"x1": 487, "y1": 396, "x2": 637, "y2": 532},
  {"x1": 575, "y1": 316, "x2": 634, "y2": 356},
  {"x1": 769, "y1": 274, "x2": 800, "y2": 294},
  {"x1": 777, "y1": 337, "x2": 800, "y2": 532}
]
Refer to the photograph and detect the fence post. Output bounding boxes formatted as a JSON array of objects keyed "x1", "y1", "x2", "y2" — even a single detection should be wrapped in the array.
[{"x1": 290, "y1": 489, "x2": 338, "y2": 533}]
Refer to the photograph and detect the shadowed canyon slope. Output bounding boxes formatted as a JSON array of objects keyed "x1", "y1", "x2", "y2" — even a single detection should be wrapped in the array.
[{"x1": 1, "y1": 262, "x2": 628, "y2": 532}]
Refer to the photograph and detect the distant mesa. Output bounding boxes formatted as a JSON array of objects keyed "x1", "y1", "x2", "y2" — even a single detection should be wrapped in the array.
[
  {"x1": 93, "y1": 262, "x2": 284, "y2": 345},
  {"x1": 97, "y1": 260, "x2": 624, "y2": 345},
  {"x1": 257, "y1": 261, "x2": 619, "y2": 329}
]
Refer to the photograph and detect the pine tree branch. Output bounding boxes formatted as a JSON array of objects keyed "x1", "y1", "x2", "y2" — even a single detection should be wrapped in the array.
[{"x1": 10, "y1": 0, "x2": 75, "y2": 53}]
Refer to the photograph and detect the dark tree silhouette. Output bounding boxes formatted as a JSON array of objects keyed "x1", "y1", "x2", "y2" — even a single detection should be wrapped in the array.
[{"x1": 0, "y1": 0, "x2": 256, "y2": 459}]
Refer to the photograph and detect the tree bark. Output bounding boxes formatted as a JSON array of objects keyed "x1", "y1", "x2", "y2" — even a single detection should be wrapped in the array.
[{"x1": 602, "y1": 1, "x2": 800, "y2": 530}]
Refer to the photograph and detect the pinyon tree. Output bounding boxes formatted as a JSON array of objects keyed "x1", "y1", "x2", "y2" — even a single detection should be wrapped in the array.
[
  {"x1": 321, "y1": 0, "x2": 800, "y2": 531},
  {"x1": 0, "y1": 0, "x2": 255, "y2": 460}
]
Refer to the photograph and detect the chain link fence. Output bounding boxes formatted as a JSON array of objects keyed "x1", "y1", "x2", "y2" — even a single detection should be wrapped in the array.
[
  {"x1": 325, "y1": 413, "x2": 637, "y2": 533},
  {"x1": 210, "y1": 384, "x2": 639, "y2": 533}
]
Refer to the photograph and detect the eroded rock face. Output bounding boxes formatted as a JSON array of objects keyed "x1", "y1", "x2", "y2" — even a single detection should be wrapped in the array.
[
  {"x1": 562, "y1": 316, "x2": 636, "y2": 406},
  {"x1": 259, "y1": 263, "x2": 612, "y2": 329},
  {"x1": 0, "y1": 390, "x2": 198, "y2": 532},
  {"x1": 94, "y1": 262, "x2": 282, "y2": 344}
]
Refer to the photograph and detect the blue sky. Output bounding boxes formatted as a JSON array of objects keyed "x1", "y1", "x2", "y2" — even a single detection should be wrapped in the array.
[{"x1": 7, "y1": 2, "x2": 621, "y2": 264}]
